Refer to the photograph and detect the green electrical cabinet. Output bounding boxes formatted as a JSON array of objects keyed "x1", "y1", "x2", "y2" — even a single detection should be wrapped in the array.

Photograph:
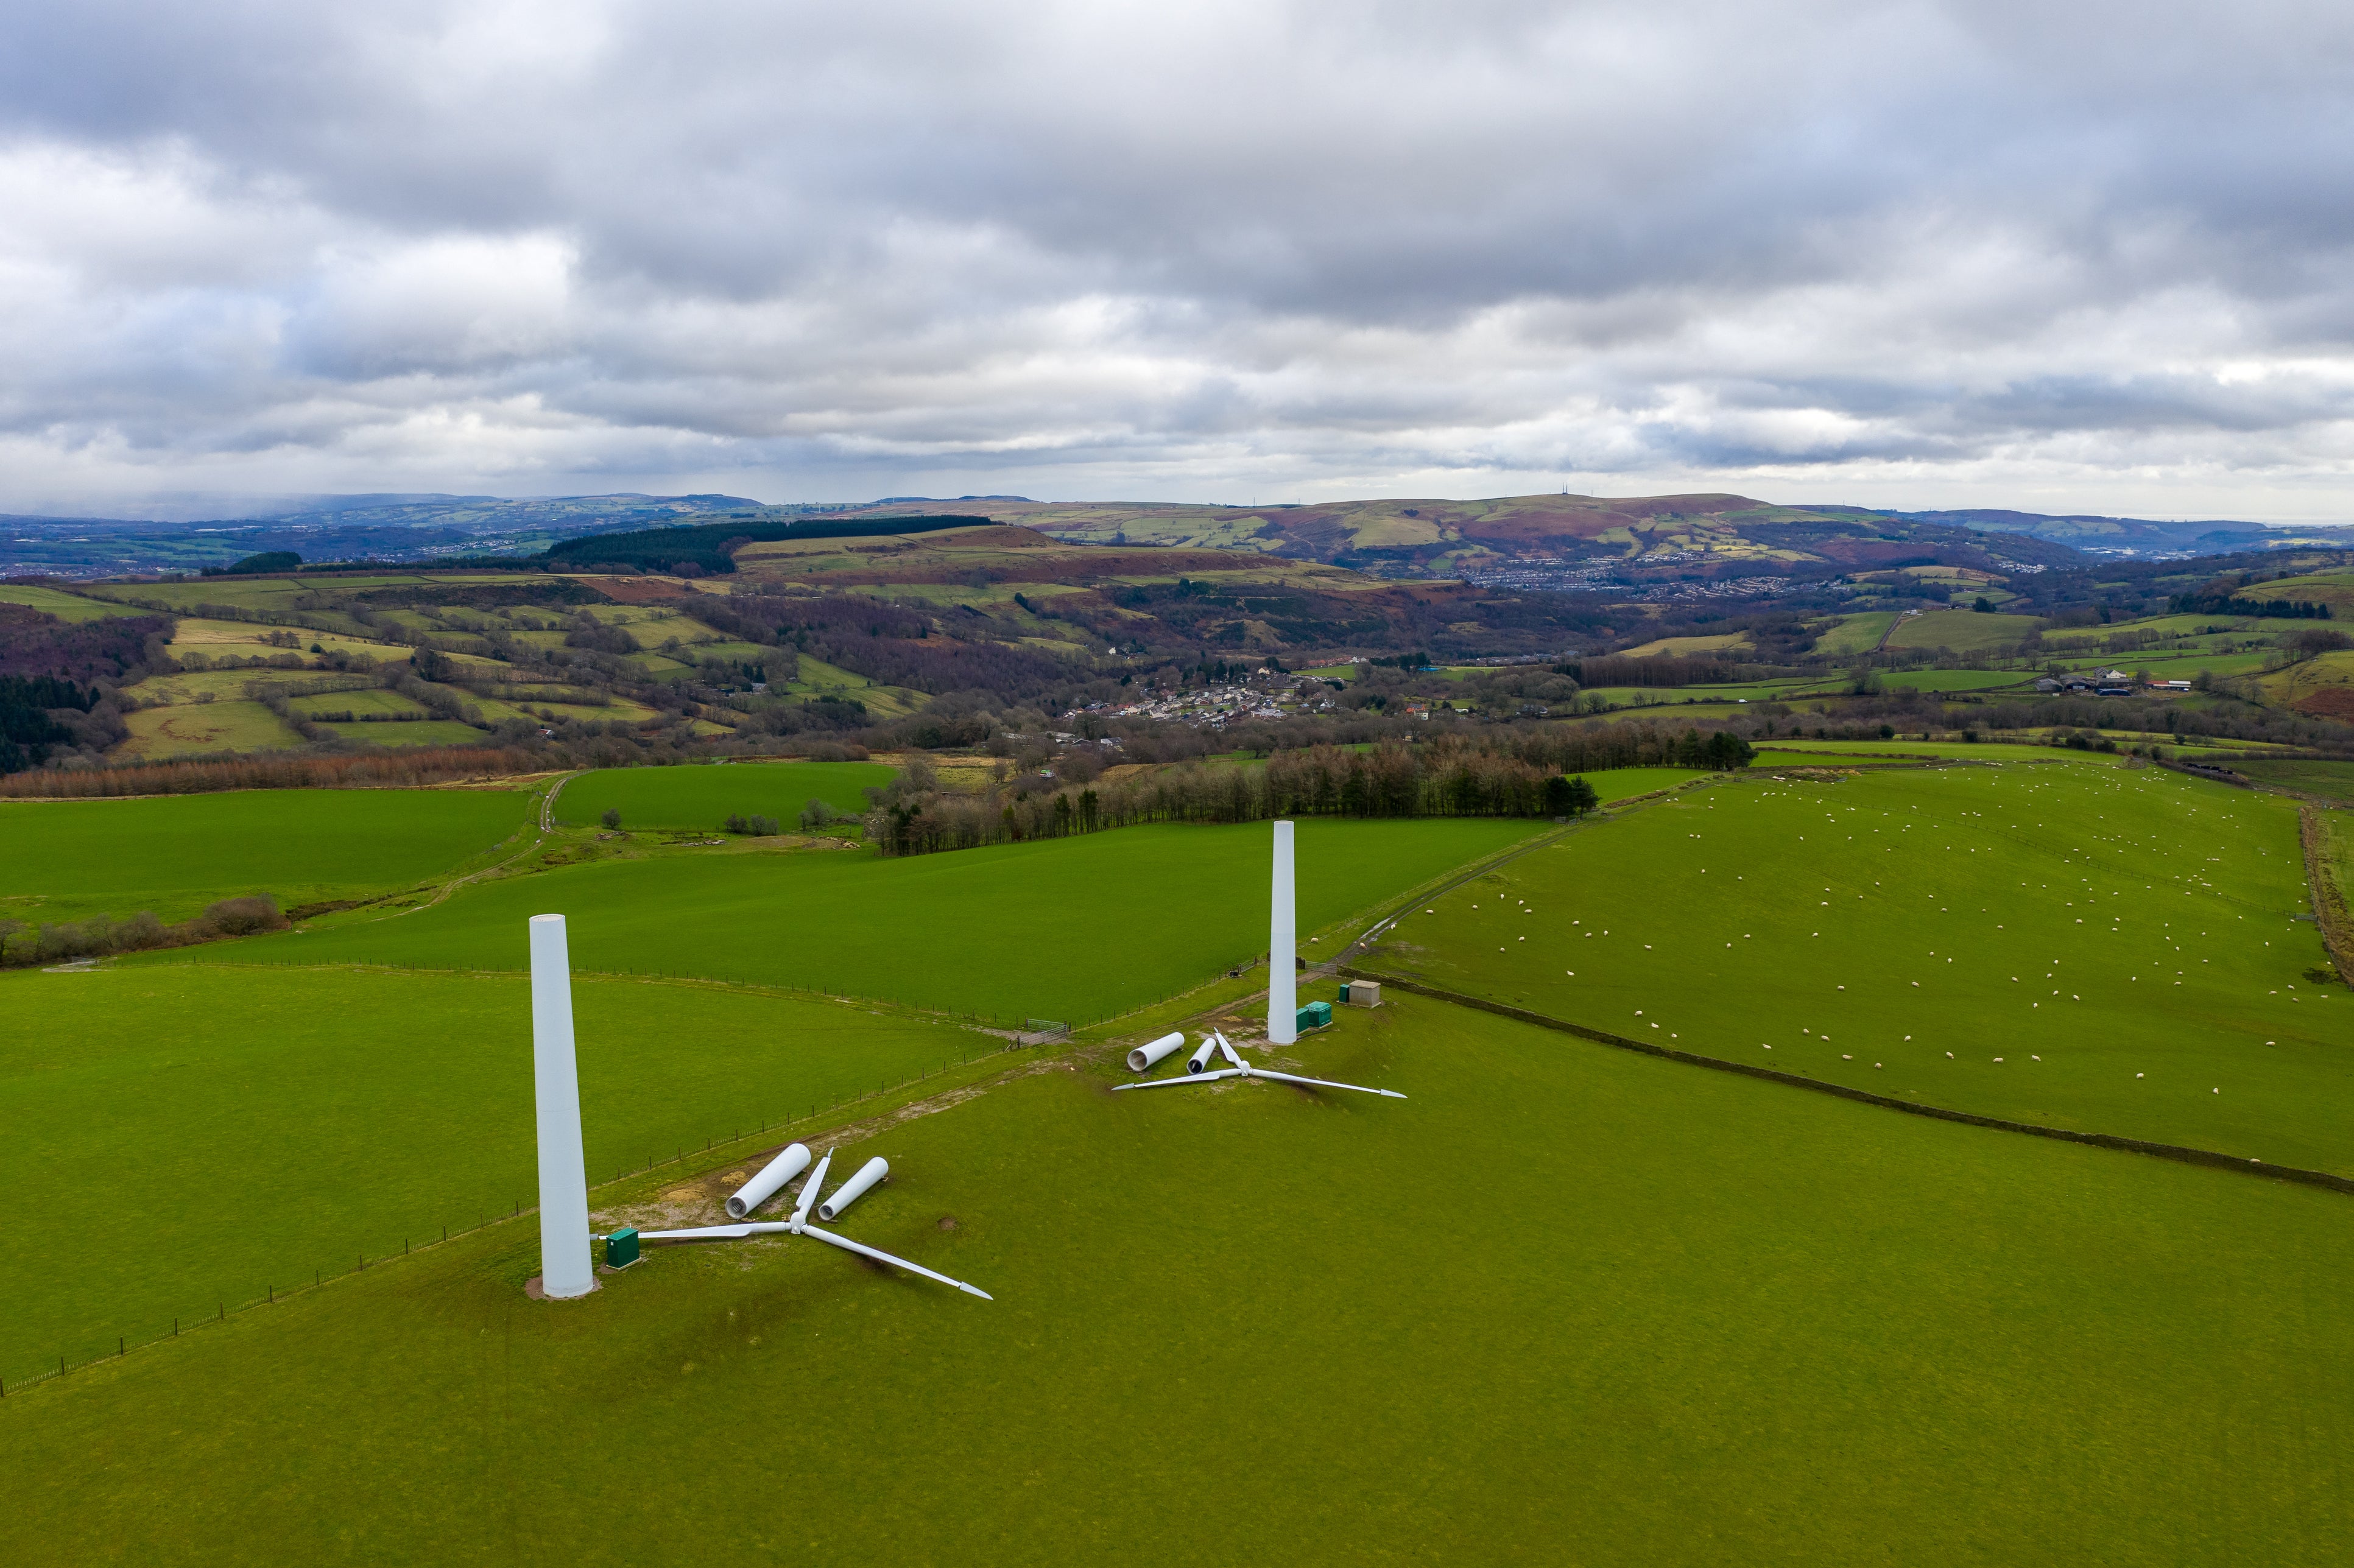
[
  {"x1": 604, "y1": 1228, "x2": 641, "y2": 1270},
  {"x1": 1296, "y1": 1000, "x2": 1333, "y2": 1032}
]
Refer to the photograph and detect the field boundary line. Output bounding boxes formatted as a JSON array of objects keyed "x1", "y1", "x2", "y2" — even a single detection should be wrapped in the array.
[
  {"x1": 2299, "y1": 804, "x2": 2354, "y2": 991},
  {"x1": 1339, "y1": 967, "x2": 2354, "y2": 1198},
  {"x1": 1, "y1": 1015, "x2": 1036, "y2": 1399},
  {"x1": 121, "y1": 957, "x2": 1021, "y2": 1029},
  {"x1": 1323, "y1": 776, "x2": 1745, "y2": 969},
  {"x1": 378, "y1": 772, "x2": 579, "y2": 920}
]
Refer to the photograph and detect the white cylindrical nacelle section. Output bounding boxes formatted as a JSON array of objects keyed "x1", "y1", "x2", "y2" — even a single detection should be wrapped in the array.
[
  {"x1": 1268, "y1": 820, "x2": 1297, "y2": 1045},
  {"x1": 1127, "y1": 1032, "x2": 1186, "y2": 1073},
  {"x1": 817, "y1": 1156, "x2": 889, "y2": 1222},
  {"x1": 529, "y1": 915, "x2": 594, "y2": 1299},
  {"x1": 726, "y1": 1142, "x2": 812, "y2": 1220},
  {"x1": 1185, "y1": 1034, "x2": 1219, "y2": 1074}
]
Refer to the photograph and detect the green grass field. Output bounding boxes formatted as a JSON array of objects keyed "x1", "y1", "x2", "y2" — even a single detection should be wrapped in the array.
[
  {"x1": 312, "y1": 719, "x2": 492, "y2": 745},
  {"x1": 1881, "y1": 667, "x2": 2034, "y2": 692},
  {"x1": 1581, "y1": 766, "x2": 1714, "y2": 800},
  {"x1": 1810, "y1": 610, "x2": 1901, "y2": 654},
  {"x1": 1747, "y1": 750, "x2": 1922, "y2": 767},
  {"x1": 8, "y1": 993, "x2": 2354, "y2": 1563},
  {"x1": 294, "y1": 689, "x2": 433, "y2": 719},
  {"x1": 162, "y1": 819, "x2": 1548, "y2": 1022},
  {"x1": 554, "y1": 761, "x2": 896, "y2": 829},
  {"x1": 1884, "y1": 609, "x2": 2044, "y2": 652},
  {"x1": 0, "y1": 787, "x2": 535, "y2": 926},
  {"x1": 118, "y1": 700, "x2": 306, "y2": 758},
  {"x1": 2235, "y1": 759, "x2": 2354, "y2": 802},
  {"x1": 1584, "y1": 678, "x2": 1845, "y2": 708},
  {"x1": 0, "y1": 583, "x2": 144, "y2": 621},
  {"x1": 1364, "y1": 760, "x2": 2354, "y2": 1171},
  {"x1": 0, "y1": 965, "x2": 1000, "y2": 1384}
]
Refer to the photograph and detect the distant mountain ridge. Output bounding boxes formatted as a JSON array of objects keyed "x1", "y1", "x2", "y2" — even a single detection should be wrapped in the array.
[
  {"x1": 833, "y1": 492, "x2": 2354, "y2": 576},
  {"x1": 1873, "y1": 508, "x2": 2354, "y2": 555},
  {"x1": 0, "y1": 493, "x2": 788, "y2": 577},
  {"x1": 6, "y1": 487, "x2": 2344, "y2": 580}
]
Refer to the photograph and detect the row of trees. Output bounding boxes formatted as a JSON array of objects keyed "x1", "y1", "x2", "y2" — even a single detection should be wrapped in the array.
[
  {"x1": 864, "y1": 728, "x2": 1744, "y2": 856},
  {"x1": 0, "y1": 896, "x2": 286, "y2": 968},
  {"x1": 0, "y1": 745, "x2": 543, "y2": 798}
]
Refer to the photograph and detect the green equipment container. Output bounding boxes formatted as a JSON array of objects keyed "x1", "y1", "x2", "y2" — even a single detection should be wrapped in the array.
[
  {"x1": 1296, "y1": 1000, "x2": 1333, "y2": 1031},
  {"x1": 604, "y1": 1228, "x2": 641, "y2": 1270}
]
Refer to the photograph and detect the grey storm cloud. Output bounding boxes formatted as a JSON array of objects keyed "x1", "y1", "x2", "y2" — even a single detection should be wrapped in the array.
[{"x1": 3, "y1": 0, "x2": 2353, "y2": 515}]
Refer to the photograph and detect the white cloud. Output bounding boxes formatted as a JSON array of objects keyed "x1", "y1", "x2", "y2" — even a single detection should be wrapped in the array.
[{"x1": 2, "y1": 0, "x2": 2353, "y2": 518}]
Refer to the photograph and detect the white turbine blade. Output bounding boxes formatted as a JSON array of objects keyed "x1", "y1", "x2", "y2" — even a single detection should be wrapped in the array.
[
  {"x1": 1246, "y1": 1067, "x2": 1406, "y2": 1099},
  {"x1": 1112, "y1": 1068, "x2": 1245, "y2": 1091},
  {"x1": 1215, "y1": 1032, "x2": 1244, "y2": 1068},
  {"x1": 800, "y1": 1224, "x2": 993, "y2": 1299},
  {"x1": 636, "y1": 1222, "x2": 795, "y2": 1241},
  {"x1": 790, "y1": 1148, "x2": 834, "y2": 1232}
]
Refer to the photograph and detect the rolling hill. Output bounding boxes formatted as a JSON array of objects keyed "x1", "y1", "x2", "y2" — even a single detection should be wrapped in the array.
[{"x1": 826, "y1": 491, "x2": 2091, "y2": 586}]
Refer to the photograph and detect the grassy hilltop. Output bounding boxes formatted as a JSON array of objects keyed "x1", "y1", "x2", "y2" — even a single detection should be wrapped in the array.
[
  {"x1": 8, "y1": 733, "x2": 2354, "y2": 1558},
  {"x1": 161, "y1": 817, "x2": 1547, "y2": 1021},
  {"x1": 1362, "y1": 756, "x2": 2347, "y2": 1169},
  {"x1": 8, "y1": 993, "x2": 2354, "y2": 1564}
]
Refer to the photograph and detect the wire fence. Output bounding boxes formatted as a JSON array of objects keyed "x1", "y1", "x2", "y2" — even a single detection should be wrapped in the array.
[
  {"x1": 12, "y1": 921, "x2": 1427, "y2": 1396},
  {"x1": 1, "y1": 1033, "x2": 1051, "y2": 1398},
  {"x1": 152, "y1": 957, "x2": 1146, "y2": 1038}
]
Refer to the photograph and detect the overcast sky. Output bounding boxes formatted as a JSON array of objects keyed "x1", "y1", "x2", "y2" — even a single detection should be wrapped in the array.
[{"x1": 5, "y1": 0, "x2": 2353, "y2": 519}]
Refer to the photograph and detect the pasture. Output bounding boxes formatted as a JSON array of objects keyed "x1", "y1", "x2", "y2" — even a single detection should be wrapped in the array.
[
  {"x1": 1879, "y1": 667, "x2": 2034, "y2": 692},
  {"x1": 172, "y1": 818, "x2": 1552, "y2": 1022},
  {"x1": 1362, "y1": 759, "x2": 2354, "y2": 1171},
  {"x1": 2235, "y1": 758, "x2": 2354, "y2": 803},
  {"x1": 0, "y1": 584, "x2": 144, "y2": 621},
  {"x1": 311, "y1": 719, "x2": 491, "y2": 747},
  {"x1": 1809, "y1": 610, "x2": 1901, "y2": 654},
  {"x1": 117, "y1": 700, "x2": 305, "y2": 759},
  {"x1": 1584, "y1": 765, "x2": 1717, "y2": 800},
  {"x1": 7, "y1": 994, "x2": 2354, "y2": 1562},
  {"x1": 1883, "y1": 608, "x2": 2044, "y2": 651},
  {"x1": 167, "y1": 617, "x2": 417, "y2": 667},
  {"x1": 0, "y1": 964, "x2": 996, "y2": 1385},
  {"x1": 554, "y1": 761, "x2": 896, "y2": 829},
  {"x1": 0, "y1": 787, "x2": 534, "y2": 927}
]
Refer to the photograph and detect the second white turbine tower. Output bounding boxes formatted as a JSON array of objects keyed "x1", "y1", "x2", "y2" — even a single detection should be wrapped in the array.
[{"x1": 1267, "y1": 819, "x2": 1296, "y2": 1045}]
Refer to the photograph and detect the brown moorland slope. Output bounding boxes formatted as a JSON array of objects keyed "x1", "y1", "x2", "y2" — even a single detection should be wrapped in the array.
[{"x1": 823, "y1": 492, "x2": 2085, "y2": 582}]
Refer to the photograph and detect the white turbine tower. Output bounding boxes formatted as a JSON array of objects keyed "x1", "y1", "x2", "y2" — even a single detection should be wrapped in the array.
[
  {"x1": 1268, "y1": 820, "x2": 1297, "y2": 1045},
  {"x1": 529, "y1": 914, "x2": 594, "y2": 1299}
]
